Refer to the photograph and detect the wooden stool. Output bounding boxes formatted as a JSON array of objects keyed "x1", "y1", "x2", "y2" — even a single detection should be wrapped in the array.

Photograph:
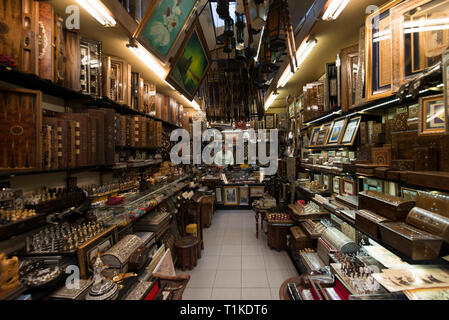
[{"x1": 175, "y1": 236, "x2": 199, "y2": 271}]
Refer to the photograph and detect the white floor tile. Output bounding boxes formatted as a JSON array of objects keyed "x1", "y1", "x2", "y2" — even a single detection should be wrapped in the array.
[
  {"x1": 188, "y1": 269, "x2": 217, "y2": 288},
  {"x1": 214, "y1": 270, "x2": 242, "y2": 288},
  {"x1": 242, "y1": 255, "x2": 265, "y2": 270},
  {"x1": 218, "y1": 255, "x2": 242, "y2": 270},
  {"x1": 221, "y1": 245, "x2": 242, "y2": 256},
  {"x1": 242, "y1": 270, "x2": 269, "y2": 288},
  {"x1": 241, "y1": 288, "x2": 272, "y2": 300},
  {"x1": 182, "y1": 288, "x2": 212, "y2": 300},
  {"x1": 196, "y1": 256, "x2": 220, "y2": 270},
  {"x1": 211, "y1": 288, "x2": 242, "y2": 300}
]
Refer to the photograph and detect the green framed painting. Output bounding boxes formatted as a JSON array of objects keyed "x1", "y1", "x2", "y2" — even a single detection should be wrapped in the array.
[
  {"x1": 166, "y1": 19, "x2": 211, "y2": 101},
  {"x1": 134, "y1": 0, "x2": 198, "y2": 62}
]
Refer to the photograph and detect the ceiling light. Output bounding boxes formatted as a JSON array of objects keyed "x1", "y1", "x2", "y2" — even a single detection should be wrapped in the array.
[
  {"x1": 76, "y1": 0, "x2": 116, "y2": 26},
  {"x1": 264, "y1": 92, "x2": 279, "y2": 110},
  {"x1": 127, "y1": 39, "x2": 168, "y2": 80},
  {"x1": 322, "y1": 0, "x2": 350, "y2": 21},
  {"x1": 296, "y1": 37, "x2": 317, "y2": 67},
  {"x1": 181, "y1": 94, "x2": 202, "y2": 112},
  {"x1": 277, "y1": 68, "x2": 294, "y2": 88}
]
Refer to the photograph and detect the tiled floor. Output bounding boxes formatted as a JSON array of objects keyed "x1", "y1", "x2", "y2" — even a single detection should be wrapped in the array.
[{"x1": 177, "y1": 210, "x2": 299, "y2": 300}]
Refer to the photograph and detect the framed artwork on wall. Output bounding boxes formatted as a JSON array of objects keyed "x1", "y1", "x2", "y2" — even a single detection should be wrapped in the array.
[
  {"x1": 326, "y1": 118, "x2": 348, "y2": 145},
  {"x1": 216, "y1": 187, "x2": 223, "y2": 203},
  {"x1": 315, "y1": 122, "x2": 332, "y2": 146},
  {"x1": 239, "y1": 186, "x2": 249, "y2": 206},
  {"x1": 340, "y1": 178, "x2": 357, "y2": 197},
  {"x1": 418, "y1": 94, "x2": 447, "y2": 136},
  {"x1": 365, "y1": 0, "x2": 402, "y2": 101},
  {"x1": 391, "y1": 0, "x2": 449, "y2": 90},
  {"x1": 264, "y1": 114, "x2": 275, "y2": 129},
  {"x1": 341, "y1": 116, "x2": 362, "y2": 145},
  {"x1": 309, "y1": 126, "x2": 321, "y2": 148},
  {"x1": 223, "y1": 186, "x2": 239, "y2": 206},
  {"x1": 165, "y1": 19, "x2": 211, "y2": 101},
  {"x1": 134, "y1": 0, "x2": 199, "y2": 62},
  {"x1": 250, "y1": 186, "x2": 264, "y2": 197}
]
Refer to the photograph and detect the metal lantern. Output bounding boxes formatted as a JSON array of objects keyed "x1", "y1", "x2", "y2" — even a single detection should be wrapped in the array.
[
  {"x1": 224, "y1": 16, "x2": 234, "y2": 37},
  {"x1": 235, "y1": 13, "x2": 246, "y2": 45},
  {"x1": 217, "y1": 0, "x2": 230, "y2": 19},
  {"x1": 223, "y1": 36, "x2": 233, "y2": 53},
  {"x1": 266, "y1": 0, "x2": 286, "y2": 50}
]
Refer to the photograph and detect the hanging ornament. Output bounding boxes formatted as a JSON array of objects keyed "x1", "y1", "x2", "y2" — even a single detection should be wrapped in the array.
[
  {"x1": 235, "y1": 13, "x2": 246, "y2": 46},
  {"x1": 266, "y1": 0, "x2": 286, "y2": 51},
  {"x1": 224, "y1": 16, "x2": 234, "y2": 37},
  {"x1": 216, "y1": 0, "x2": 230, "y2": 19}
]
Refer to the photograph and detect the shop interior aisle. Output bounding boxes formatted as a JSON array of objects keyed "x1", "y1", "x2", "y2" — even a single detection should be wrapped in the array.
[{"x1": 178, "y1": 210, "x2": 298, "y2": 300}]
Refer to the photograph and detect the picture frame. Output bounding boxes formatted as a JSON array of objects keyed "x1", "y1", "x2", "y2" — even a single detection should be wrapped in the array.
[
  {"x1": 223, "y1": 186, "x2": 239, "y2": 206},
  {"x1": 340, "y1": 44, "x2": 359, "y2": 112},
  {"x1": 401, "y1": 187, "x2": 418, "y2": 201},
  {"x1": 418, "y1": 94, "x2": 447, "y2": 136},
  {"x1": 340, "y1": 178, "x2": 357, "y2": 197},
  {"x1": 363, "y1": 178, "x2": 384, "y2": 193},
  {"x1": 315, "y1": 122, "x2": 332, "y2": 146},
  {"x1": 133, "y1": 0, "x2": 199, "y2": 63},
  {"x1": 391, "y1": 0, "x2": 449, "y2": 90},
  {"x1": 239, "y1": 186, "x2": 249, "y2": 206},
  {"x1": 355, "y1": 26, "x2": 367, "y2": 106},
  {"x1": 333, "y1": 176, "x2": 341, "y2": 194},
  {"x1": 323, "y1": 174, "x2": 330, "y2": 191},
  {"x1": 77, "y1": 226, "x2": 118, "y2": 279},
  {"x1": 444, "y1": 50, "x2": 449, "y2": 113},
  {"x1": 215, "y1": 187, "x2": 222, "y2": 203},
  {"x1": 341, "y1": 116, "x2": 362, "y2": 146},
  {"x1": 308, "y1": 126, "x2": 321, "y2": 148},
  {"x1": 365, "y1": 0, "x2": 402, "y2": 101},
  {"x1": 250, "y1": 186, "x2": 264, "y2": 198},
  {"x1": 264, "y1": 114, "x2": 275, "y2": 129},
  {"x1": 326, "y1": 118, "x2": 348, "y2": 145},
  {"x1": 166, "y1": 19, "x2": 212, "y2": 101}
]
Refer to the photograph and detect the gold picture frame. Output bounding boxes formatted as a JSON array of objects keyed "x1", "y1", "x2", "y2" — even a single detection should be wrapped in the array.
[
  {"x1": 418, "y1": 94, "x2": 447, "y2": 136},
  {"x1": 365, "y1": 0, "x2": 402, "y2": 101},
  {"x1": 326, "y1": 117, "x2": 348, "y2": 146},
  {"x1": 133, "y1": 0, "x2": 199, "y2": 63},
  {"x1": 444, "y1": 50, "x2": 449, "y2": 114},
  {"x1": 391, "y1": 0, "x2": 449, "y2": 91},
  {"x1": 250, "y1": 186, "x2": 265, "y2": 198},
  {"x1": 315, "y1": 122, "x2": 332, "y2": 147},
  {"x1": 340, "y1": 44, "x2": 360, "y2": 112},
  {"x1": 341, "y1": 116, "x2": 362, "y2": 146},
  {"x1": 223, "y1": 186, "x2": 239, "y2": 206}
]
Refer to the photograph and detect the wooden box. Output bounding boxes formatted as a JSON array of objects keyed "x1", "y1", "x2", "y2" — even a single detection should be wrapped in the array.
[
  {"x1": 290, "y1": 226, "x2": 313, "y2": 251},
  {"x1": 416, "y1": 192, "x2": 449, "y2": 219},
  {"x1": 413, "y1": 147, "x2": 439, "y2": 171},
  {"x1": 406, "y1": 207, "x2": 449, "y2": 242},
  {"x1": 378, "y1": 222, "x2": 443, "y2": 260},
  {"x1": 356, "y1": 209, "x2": 390, "y2": 241},
  {"x1": 391, "y1": 159, "x2": 415, "y2": 171},
  {"x1": 38, "y1": 2, "x2": 54, "y2": 81},
  {"x1": 0, "y1": 0, "x2": 39, "y2": 75},
  {"x1": 0, "y1": 88, "x2": 42, "y2": 171},
  {"x1": 102, "y1": 56, "x2": 131, "y2": 105},
  {"x1": 267, "y1": 223, "x2": 290, "y2": 251},
  {"x1": 53, "y1": 13, "x2": 65, "y2": 85},
  {"x1": 130, "y1": 72, "x2": 141, "y2": 111},
  {"x1": 63, "y1": 29, "x2": 81, "y2": 91},
  {"x1": 358, "y1": 190, "x2": 415, "y2": 221},
  {"x1": 80, "y1": 38, "x2": 102, "y2": 97},
  {"x1": 317, "y1": 237, "x2": 335, "y2": 265},
  {"x1": 371, "y1": 147, "x2": 391, "y2": 165}
]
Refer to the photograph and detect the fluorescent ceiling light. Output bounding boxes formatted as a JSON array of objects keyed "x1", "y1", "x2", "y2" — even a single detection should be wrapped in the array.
[
  {"x1": 296, "y1": 38, "x2": 317, "y2": 67},
  {"x1": 264, "y1": 92, "x2": 279, "y2": 110},
  {"x1": 128, "y1": 42, "x2": 168, "y2": 80},
  {"x1": 76, "y1": 0, "x2": 116, "y2": 26},
  {"x1": 277, "y1": 38, "x2": 317, "y2": 88},
  {"x1": 181, "y1": 94, "x2": 202, "y2": 112},
  {"x1": 322, "y1": 0, "x2": 350, "y2": 21}
]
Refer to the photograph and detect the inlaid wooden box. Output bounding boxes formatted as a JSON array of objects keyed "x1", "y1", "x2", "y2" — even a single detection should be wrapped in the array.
[
  {"x1": 0, "y1": 88, "x2": 42, "y2": 171},
  {"x1": 359, "y1": 190, "x2": 415, "y2": 221},
  {"x1": 80, "y1": 38, "x2": 102, "y2": 97},
  {"x1": 102, "y1": 55, "x2": 131, "y2": 105},
  {"x1": 356, "y1": 209, "x2": 390, "y2": 241},
  {"x1": 379, "y1": 222, "x2": 443, "y2": 260},
  {"x1": 407, "y1": 207, "x2": 449, "y2": 242},
  {"x1": 267, "y1": 223, "x2": 290, "y2": 251},
  {"x1": 64, "y1": 29, "x2": 81, "y2": 91},
  {"x1": 290, "y1": 226, "x2": 313, "y2": 251}
]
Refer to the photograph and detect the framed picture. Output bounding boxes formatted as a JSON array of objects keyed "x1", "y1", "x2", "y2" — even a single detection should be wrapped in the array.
[
  {"x1": 340, "y1": 178, "x2": 356, "y2": 197},
  {"x1": 355, "y1": 27, "x2": 366, "y2": 106},
  {"x1": 250, "y1": 186, "x2": 264, "y2": 197},
  {"x1": 401, "y1": 187, "x2": 418, "y2": 201},
  {"x1": 77, "y1": 226, "x2": 118, "y2": 279},
  {"x1": 444, "y1": 50, "x2": 449, "y2": 113},
  {"x1": 323, "y1": 174, "x2": 330, "y2": 191},
  {"x1": 340, "y1": 44, "x2": 359, "y2": 112},
  {"x1": 133, "y1": 0, "x2": 199, "y2": 62},
  {"x1": 333, "y1": 176, "x2": 341, "y2": 194},
  {"x1": 391, "y1": 0, "x2": 449, "y2": 90},
  {"x1": 418, "y1": 94, "x2": 447, "y2": 136},
  {"x1": 315, "y1": 122, "x2": 332, "y2": 146},
  {"x1": 215, "y1": 187, "x2": 222, "y2": 203},
  {"x1": 309, "y1": 126, "x2": 321, "y2": 148},
  {"x1": 326, "y1": 118, "x2": 348, "y2": 145},
  {"x1": 264, "y1": 114, "x2": 275, "y2": 129},
  {"x1": 365, "y1": 0, "x2": 402, "y2": 101},
  {"x1": 239, "y1": 186, "x2": 249, "y2": 206},
  {"x1": 363, "y1": 178, "x2": 383, "y2": 193},
  {"x1": 341, "y1": 116, "x2": 362, "y2": 146},
  {"x1": 223, "y1": 186, "x2": 239, "y2": 205},
  {"x1": 166, "y1": 19, "x2": 211, "y2": 101}
]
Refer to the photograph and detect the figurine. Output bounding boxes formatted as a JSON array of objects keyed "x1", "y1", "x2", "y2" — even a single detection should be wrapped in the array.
[
  {"x1": 0, "y1": 253, "x2": 19, "y2": 291},
  {"x1": 91, "y1": 252, "x2": 108, "y2": 285}
]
